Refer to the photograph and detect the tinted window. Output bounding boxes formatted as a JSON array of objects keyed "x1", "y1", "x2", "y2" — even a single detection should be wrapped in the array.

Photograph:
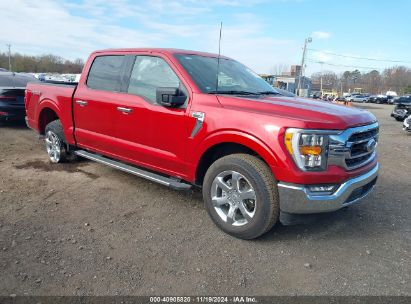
[
  {"x1": 87, "y1": 56, "x2": 125, "y2": 92},
  {"x1": 128, "y1": 56, "x2": 181, "y2": 103}
]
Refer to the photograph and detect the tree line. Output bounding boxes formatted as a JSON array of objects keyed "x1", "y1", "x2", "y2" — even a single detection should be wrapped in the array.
[
  {"x1": 311, "y1": 66, "x2": 411, "y2": 95},
  {"x1": 0, "y1": 52, "x2": 84, "y2": 74}
]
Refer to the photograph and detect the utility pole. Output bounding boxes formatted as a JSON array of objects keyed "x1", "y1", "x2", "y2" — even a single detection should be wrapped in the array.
[
  {"x1": 319, "y1": 61, "x2": 324, "y2": 95},
  {"x1": 6, "y1": 44, "x2": 11, "y2": 71},
  {"x1": 297, "y1": 37, "x2": 312, "y2": 96}
]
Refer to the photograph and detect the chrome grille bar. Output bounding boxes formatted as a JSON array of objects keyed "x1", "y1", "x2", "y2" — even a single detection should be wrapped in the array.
[{"x1": 328, "y1": 122, "x2": 379, "y2": 170}]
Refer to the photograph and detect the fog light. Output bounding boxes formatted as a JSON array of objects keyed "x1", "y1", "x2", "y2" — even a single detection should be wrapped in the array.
[{"x1": 307, "y1": 185, "x2": 337, "y2": 193}]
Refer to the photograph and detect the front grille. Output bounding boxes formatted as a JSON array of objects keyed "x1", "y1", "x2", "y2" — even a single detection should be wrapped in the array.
[
  {"x1": 345, "y1": 154, "x2": 372, "y2": 167},
  {"x1": 344, "y1": 125, "x2": 379, "y2": 169},
  {"x1": 349, "y1": 127, "x2": 379, "y2": 142}
]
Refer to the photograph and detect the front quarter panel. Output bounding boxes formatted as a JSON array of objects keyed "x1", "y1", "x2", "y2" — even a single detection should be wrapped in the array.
[{"x1": 187, "y1": 95, "x2": 288, "y2": 181}]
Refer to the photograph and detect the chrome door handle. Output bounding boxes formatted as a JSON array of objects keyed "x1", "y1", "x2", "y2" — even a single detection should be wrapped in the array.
[
  {"x1": 76, "y1": 100, "x2": 88, "y2": 106},
  {"x1": 117, "y1": 107, "x2": 133, "y2": 114}
]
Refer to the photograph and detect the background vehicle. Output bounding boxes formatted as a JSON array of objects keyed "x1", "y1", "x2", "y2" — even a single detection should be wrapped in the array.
[
  {"x1": 0, "y1": 71, "x2": 38, "y2": 122},
  {"x1": 403, "y1": 115, "x2": 411, "y2": 132},
  {"x1": 347, "y1": 94, "x2": 369, "y2": 103},
  {"x1": 387, "y1": 95, "x2": 398, "y2": 104},
  {"x1": 391, "y1": 96, "x2": 411, "y2": 121},
  {"x1": 368, "y1": 95, "x2": 378, "y2": 103},
  {"x1": 25, "y1": 48, "x2": 379, "y2": 239},
  {"x1": 369, "y1": 95, "x2": 388, "y2": 104}
]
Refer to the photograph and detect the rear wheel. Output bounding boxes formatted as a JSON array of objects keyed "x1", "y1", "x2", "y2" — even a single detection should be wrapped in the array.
[
  {"x1": 44, "y1": 120, "x2": 74, "y2": 163},
  {"x1": 203, "y1": 154, "x2": 279, "y2": 239}
]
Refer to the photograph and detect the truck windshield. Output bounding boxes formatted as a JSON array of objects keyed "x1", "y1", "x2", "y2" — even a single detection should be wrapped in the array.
[{"x1": 174, "y1": 54, "x2": 279, "y2": 95}]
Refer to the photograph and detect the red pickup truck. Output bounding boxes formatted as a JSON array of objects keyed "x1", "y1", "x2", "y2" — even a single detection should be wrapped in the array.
[{"x1": 25, "y1": 48, "x2": 379, "y2": 239}]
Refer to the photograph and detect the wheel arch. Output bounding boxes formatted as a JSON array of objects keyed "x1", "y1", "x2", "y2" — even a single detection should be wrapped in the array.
[
  {"x1": 194, "y1": 131, "x2": 279, "y2": 185},
  {"x1": 37, "y1": 99, "x2": 61, "y2": 134}
]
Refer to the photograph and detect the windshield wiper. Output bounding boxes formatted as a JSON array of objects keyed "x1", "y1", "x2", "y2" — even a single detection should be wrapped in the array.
[
  {"x1": 257, "y1": 91, "x2": 281, "y2": 95},
  {"x1": 208, "y1": 90, "x2": 259, "y2": 95}
]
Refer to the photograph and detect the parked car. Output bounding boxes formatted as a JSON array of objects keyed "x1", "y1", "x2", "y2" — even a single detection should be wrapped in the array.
[
  {"x1": 368, "y1": 95, "x2": 388, "y2": 104},
  {"x1": 368, "y1": 95, "x2": 378, "y2": 103},
  {"x1": 0, "y1": 71, "x2": 38, "y2": 122},
  {"x1": 391, "y1": 96, "x2": 411, "y2": 121},
  {"x1": 387, "y1": 95, "x2": 398, "y2": 104},
  {"x1": 347, "y1": 94, "x2": 369, "y2": 103},
  {"x1": 25, "y1": 48, "x2": 379, "y2": 239},
  {"x1": 403, "y1": 115, "x2": 411, "y2": 133}
]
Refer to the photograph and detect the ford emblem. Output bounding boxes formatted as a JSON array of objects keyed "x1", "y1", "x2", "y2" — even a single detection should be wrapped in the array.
[{"x1": 366, "y1": 138, "x2": 376, "y2": 152}]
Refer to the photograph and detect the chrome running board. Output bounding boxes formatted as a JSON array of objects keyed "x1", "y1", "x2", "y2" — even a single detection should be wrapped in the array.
[{"x1": 74, "y1": 150, "x2": 192, "y2": 191}]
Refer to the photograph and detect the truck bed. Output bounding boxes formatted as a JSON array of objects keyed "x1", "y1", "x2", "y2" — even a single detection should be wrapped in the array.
[{"x1": 25, "y1": 82, "x2": 77, "y2": 145}]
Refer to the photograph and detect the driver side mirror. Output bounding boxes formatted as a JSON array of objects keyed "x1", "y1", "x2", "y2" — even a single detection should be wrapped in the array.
[{"x1": 156, "y1": 87, "x2": 186, "y2": 107}]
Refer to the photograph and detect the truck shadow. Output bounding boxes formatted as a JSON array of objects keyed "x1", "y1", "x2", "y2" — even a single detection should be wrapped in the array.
[
  {"x1": 14, "y1": 159, "x2": 100, "y2": 180},
  {"x1": 263, "y1": 208, "x2": 361, "y2": 241}
]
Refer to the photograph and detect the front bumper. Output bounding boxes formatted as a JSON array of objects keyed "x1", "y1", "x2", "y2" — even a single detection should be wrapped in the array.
[{"x1": 278, "y1": 163, "x2": 379, "y2": 214}]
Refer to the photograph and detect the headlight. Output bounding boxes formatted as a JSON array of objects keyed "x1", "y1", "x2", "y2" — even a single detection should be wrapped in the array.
[{"x1": 284, "y1": 128, "x2": 333, "y2": 171}]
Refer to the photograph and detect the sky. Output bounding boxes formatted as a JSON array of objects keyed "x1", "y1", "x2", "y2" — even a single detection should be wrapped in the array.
[{"x1": 1, "y1": 0, "x2": 411, "y2": 75}]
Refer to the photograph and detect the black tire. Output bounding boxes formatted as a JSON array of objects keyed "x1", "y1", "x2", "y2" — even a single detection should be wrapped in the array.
[
  {"x1": 44, "y1": 120, "x2": 76, "y2": 163},
  {"x1": 202, "y1": 154, "x2": 279, "y2": 239}
]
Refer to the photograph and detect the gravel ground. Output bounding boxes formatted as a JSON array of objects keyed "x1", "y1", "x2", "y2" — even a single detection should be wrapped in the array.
[{"x1": 0, "y1": 103, "x2": 410, "y2": 296}]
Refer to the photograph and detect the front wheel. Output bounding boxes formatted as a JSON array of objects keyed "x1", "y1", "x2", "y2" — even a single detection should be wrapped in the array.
[{"x1": 203, "y1": 154, "x2": 279, "y2": 239}]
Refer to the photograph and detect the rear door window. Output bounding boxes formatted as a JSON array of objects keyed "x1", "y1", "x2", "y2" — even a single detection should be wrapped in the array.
[{"x1": 87, "y1": 55, "x2": 125, "y2": 92}]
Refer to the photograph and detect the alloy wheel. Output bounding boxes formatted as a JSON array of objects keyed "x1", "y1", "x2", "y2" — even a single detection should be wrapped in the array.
[
  {"x1": 45, "y1": 130, "x2": 62, "y2": 163},
  {"x1": 211, "y1": 170, "x2": 257, "y2": 226}
]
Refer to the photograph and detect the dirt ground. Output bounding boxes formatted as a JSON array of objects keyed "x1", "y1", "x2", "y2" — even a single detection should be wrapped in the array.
[{"x1": 0, "y1": 103, "x2": 410, "y2": 296}]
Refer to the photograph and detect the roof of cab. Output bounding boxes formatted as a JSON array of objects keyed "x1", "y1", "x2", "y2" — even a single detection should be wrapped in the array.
[{"x1": 91, "y1": 48, "x2": 231, "y2": 59}]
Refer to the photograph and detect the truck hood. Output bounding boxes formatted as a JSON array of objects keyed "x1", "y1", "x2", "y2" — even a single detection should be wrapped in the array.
[{"x1": 217, "y1": 95, "x2": 377, "y2": 129}]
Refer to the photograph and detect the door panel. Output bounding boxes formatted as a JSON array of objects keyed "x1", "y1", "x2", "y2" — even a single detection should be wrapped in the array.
[
  {"x1": 148, "y1": 104, "x2": 191, "y2": 176},
  {"x1": 73, "y1": 55, "x2": 126, "y2": 155},
  {"x1": 74, "y1": 88, "x2": 128, "y2": 155},
  {"x1": 114, "y1": 55, "x2": 192, "y2": 178},
  {"x1": 110, "y1": 93, "x2": 152, "y2": 164}
]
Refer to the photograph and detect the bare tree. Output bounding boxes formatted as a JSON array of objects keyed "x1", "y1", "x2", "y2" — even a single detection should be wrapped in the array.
[
  {"x1": 270, "y1": 63, "x2": 288, "y2": 75},
  {"x1": 0, "y1": 52, "x2": 84, "y2": 73},
  {"x1": 383, "y1": 66, "x2": 411, "y2": 94},
  {"x1": 362, "y1": 70, "x2": 382, "y2": 94},
  {"x1": 311, "y1": 70, "x2": 338, "y2": 90}
]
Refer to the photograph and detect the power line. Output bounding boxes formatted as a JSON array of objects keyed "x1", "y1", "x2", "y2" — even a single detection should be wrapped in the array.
[
  {"x1": 306, "y1": 59, "x2": 382, "y2": 70},
  {"x1": 307, "y1": 48, "x2": 411, "y2": 64}
]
